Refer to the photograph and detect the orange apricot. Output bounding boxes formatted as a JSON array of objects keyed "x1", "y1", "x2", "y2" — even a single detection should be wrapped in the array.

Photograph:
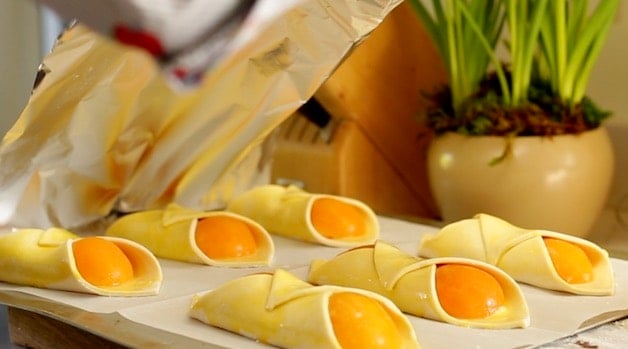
[
  {"x1": 72, "y1": 237, "x2": 134, "y2": 287},
  {"x1": 311, "y1": 198, "x2": 366, "y2": 239},
  {"x1": 195, "y1": 216, "x2": 257, "y2": 259},
  {"x1": 435, "y1": 264, "x2": 505, "y2": 319},
  {"x1": 329, "y1": 292, "x2": 403, "y2": 349},
  {"x1": 543, "y1": 237, "x2": 593, "y2": 284}
]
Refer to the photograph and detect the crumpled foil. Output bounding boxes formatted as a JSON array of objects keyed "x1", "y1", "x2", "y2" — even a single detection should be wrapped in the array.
[{"x1": 0, "y1": 0, "x2": 402, "y2": 230}]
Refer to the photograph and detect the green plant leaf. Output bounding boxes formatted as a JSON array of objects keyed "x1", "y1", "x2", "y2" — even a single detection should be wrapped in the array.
[{"x1": 411, "y1": 0, "x2": 617, "y2": 137}]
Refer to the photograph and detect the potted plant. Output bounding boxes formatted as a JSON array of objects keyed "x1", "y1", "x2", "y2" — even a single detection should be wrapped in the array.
[{"x1": 408, "y1": 0, "x2": 618, "y2": 237}]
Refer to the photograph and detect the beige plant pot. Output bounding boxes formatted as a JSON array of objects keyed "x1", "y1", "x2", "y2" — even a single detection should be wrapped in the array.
[{"x1": 427, "y1": 127, "x2": 614, "y2": 238}]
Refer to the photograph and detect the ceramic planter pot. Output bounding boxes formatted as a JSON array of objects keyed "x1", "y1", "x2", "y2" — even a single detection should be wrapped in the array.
[{"x1": 427, "y1": 127, "x2": 614, "y2": 237}]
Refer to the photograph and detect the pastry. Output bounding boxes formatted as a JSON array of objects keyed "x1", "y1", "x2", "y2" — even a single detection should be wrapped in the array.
[
  {"x1": 308, "y1": 241, "x2": 529, "y2": 329},
  {"x1": 190, "y1": 268, "x2": 420, "y2": 348},
  {"x1": 418, "y1": 213, "x2": 614, "y2": 295},
  {"x1": 0, "y1": 227, "x2": 161, "y2": 296},
  {"x1": 226, "y1": 185, "x2": 378, "y2": 247},
  {"x1": 106, "y1": 203, "x2": 274, "y2": 267}
]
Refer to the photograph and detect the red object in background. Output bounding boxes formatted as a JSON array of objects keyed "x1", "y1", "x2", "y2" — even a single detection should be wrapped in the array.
[{"x1": 113, "y1": 24, "x2": 165, "y2": 57}]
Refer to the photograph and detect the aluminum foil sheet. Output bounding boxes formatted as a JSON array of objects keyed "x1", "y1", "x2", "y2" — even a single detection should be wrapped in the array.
[{"x1": 0, "y1": 0, "x2": 403, "y2": 230}]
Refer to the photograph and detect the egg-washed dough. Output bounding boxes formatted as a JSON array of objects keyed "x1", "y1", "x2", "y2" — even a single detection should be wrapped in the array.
[
  {"x1": 190, "y1": 268, "x2": 420, "y2": 349},
  {"x1": 106, "y1": 203, "x2": 274, "y2": 267},
  {"x1": 0, "y1": 228, "x2": 162, "y2": 296},
  {"x1": 418, "y1": 213, "x2": 614, "y2": 295},
  {"x1": 226, "y1": 185, "x2": 379, "y2": 247},
  {"x1": 308, "y1": 240, "x2": 529, "y2": 329}
]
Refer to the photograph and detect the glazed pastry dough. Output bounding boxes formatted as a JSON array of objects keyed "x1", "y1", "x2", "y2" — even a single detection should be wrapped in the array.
[
  {"x1": 0, "y1": 228, "x2": 162, "y2": 296},
  {"x1": 226, "y1": 185, "x2": 379, "y2": 247},
  {"x1": 106, "y1": 203, "x2": 274, "y2": 266},
  {"x1": 308, "y1": 241, "x2": 529, "y2": 329},
  {"x1": 190, "y1": 269, "x2": 420, "y2": 349},
  {"x1": 418, "y1": 213, "x2": 614, "y2": 295}
]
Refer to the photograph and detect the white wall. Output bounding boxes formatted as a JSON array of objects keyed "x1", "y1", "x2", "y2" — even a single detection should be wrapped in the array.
[
  {"x1": 587, "y1": 2, "x2": 628, "y2": 249},
  {"x1": 0, "y1": 0, "x2": 42, "y2": 135},
  {"x1": 588, "y1": 2, "x2": 628, "y2": 127}
]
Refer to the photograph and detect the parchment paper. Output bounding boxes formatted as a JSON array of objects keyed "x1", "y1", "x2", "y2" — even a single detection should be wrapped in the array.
[{"x1": 0, "y1": 0, "x2": 403, "y2": 230}]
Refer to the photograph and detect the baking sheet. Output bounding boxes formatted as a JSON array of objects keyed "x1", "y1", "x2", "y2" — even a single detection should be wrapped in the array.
[{"x1": 1, "y1": 216, "x2": 627, "y2": 348}]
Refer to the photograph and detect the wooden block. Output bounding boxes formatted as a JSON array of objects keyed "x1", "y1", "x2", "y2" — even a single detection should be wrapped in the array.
[
  {"x1": 8, "y1": 307, "x2": 126, "y2": 349},
  {"x1": 272, "y1": 1, "x2": 448, "y2": 219},
  {"x1": 315, "y1": 1, "x2": 447, "y2": 219}
]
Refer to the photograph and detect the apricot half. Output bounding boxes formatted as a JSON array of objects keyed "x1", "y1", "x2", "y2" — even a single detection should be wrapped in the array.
[
  {"x1": 195, "y1": 216, "x2": 258, "y2": 259},
  {"x1": 329, "y1": 292, "x2": 403, "y2": 349},
  {"x1": 435, "y1": 264, "x2": 505, "y2": 319},
  {"x1": 311, "y1": 198, "x2": 367, "y2": 239},
  {"x1": 544, "y1": 237, "x2": 593, "y2": 284},
  {"x1": 73, "y1": 237, "x2": 134, "y2": 287}
]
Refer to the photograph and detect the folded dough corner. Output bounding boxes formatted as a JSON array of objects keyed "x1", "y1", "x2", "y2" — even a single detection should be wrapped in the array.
[
  {"x1": 0, "y1": 228, "x2": 162, "y2": 296},
  {"x1": 418, "y1": 213, "x2": 615, "y2": 296},
  {"x1": 308, "y1": 240, "x2": 530, "y2": 329},
  {"x1": 190, "y1": 268, "x2": 420, "y2": 348},
  {"x1": 105, "y1": 203, "x2": 275, "y2": 266},
  {"x1": 226, "y1": 184, "x2": 379, "y2": 247}
]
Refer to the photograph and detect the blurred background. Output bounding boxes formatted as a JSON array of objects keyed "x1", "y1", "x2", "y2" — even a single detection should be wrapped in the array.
[
  {"x1": 1, "y1": 1, "x2": 63, "y2": 134},
  {"x1": 1, "y1": 1, "x2": 627, "y2": 228},
  {"x1": 2, "y1": 0, "x2": 625, "y2": 244}
]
